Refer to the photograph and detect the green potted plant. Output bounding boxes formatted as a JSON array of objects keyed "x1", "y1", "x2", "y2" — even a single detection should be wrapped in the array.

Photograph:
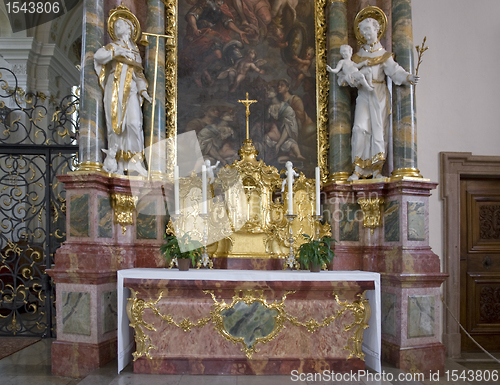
[
  {"x1": 297, "y1": 234, "x2": 336, "y2": 272},
  {"x1": 161, "y1": 233, "x2": 203, "y2": 271}
]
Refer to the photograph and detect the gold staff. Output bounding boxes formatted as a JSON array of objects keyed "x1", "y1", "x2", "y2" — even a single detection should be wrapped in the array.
[
  {"x1": 141, "y1": 31, "x2": 173, "y2": 180},
  {"x1": 238, "y1": 92, "x2": 258, "y2": 140}
]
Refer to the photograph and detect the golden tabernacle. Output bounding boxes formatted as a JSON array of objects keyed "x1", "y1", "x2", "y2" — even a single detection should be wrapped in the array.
[{"x1": 169, "y1": 138, "x2": 331, "y2": 270}]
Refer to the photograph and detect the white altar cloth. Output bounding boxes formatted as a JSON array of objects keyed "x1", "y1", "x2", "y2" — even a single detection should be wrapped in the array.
[{"x1": 117, "y1": 269, "x2": 381, "y2": 373}]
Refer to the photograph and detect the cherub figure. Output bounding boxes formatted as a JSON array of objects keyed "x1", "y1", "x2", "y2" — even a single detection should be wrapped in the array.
[
  {"x1": 267, "y1": 23, "x2": 288, "y2": 49},
  {"x1": 218, "y1": 49, "x2": 266, "y2": 92},
  {"x1": 287, "y1": 46, "x2": 314, "y2": 91},
  {"x1": 326, "y1": 45, "x2": 373, "y2": 91},
  {"x1": 204, "y1": 159, "x2": 220, "y2": 184}
]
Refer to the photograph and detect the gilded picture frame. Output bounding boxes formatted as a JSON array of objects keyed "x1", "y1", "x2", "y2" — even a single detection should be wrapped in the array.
[{"x1": 163, "y1": 0, "x2": 328, "y2": 183}]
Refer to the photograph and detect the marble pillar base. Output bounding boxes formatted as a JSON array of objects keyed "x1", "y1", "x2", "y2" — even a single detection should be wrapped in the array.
[
  {"x1": 49, "y1": 172, "x2": 167, "y2": 377},
  {"x1": 51, "y1": 338, "x2": 117, "y2": 378},
  {"x1": 324, "y1": 179, "x2": 447, "y2": 373},
  {"x1": 382, "y1": 340, "x2": 445, "y2": 374},
  {"x1": 134, "y1": 357, "x2": 364, "y2": 375}
]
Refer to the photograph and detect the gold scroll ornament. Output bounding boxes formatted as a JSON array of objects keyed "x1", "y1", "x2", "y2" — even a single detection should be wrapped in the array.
[{"x1": 127, "y1": 288, "x2": 370, "y2": 361}]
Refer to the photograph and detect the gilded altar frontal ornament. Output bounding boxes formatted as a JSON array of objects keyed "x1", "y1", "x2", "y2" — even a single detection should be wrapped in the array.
[{"x1": 127, "y1": 289, "x2": 370, "y2": 361}]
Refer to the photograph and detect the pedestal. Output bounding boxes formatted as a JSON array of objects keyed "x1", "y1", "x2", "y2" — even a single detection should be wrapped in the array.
[
  {"x1": 48, "y1": 172, "x2": 167, "y2": 377},
  {"x1": 324, "y1": 179, "x2": 447, "y2": 373}
]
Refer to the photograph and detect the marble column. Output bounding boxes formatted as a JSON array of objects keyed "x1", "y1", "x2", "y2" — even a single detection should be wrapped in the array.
[
  {"x1": 143, "y1": 0, "x2": 166, "y2": 179},
  {"x1": 328, "y1": 0, "x2": 352, "y2": 183},
  {"x1": 78, "y1": 0, "x2": 105, "y2": 172},
  {"x1": 391, "y1": 0, "x2": 421, "y2": 178}
]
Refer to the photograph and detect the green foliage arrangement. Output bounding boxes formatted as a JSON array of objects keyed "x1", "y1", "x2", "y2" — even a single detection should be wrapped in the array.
[
  {"x1": 160, "y1": 233, "x2": 203, "y2": 268},
  {"x1": 297, "y1": 234, "x2": 336, "y2": 270}
]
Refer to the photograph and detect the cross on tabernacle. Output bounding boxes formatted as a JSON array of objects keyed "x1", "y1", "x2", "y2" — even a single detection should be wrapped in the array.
[{"x1": 238, "y1": 92, "x2": 258, "y2": 140}]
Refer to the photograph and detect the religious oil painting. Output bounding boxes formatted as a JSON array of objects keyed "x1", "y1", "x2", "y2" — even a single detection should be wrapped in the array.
[{"x1": 177, "y1": 0, "x2": 318, "y2": 177}]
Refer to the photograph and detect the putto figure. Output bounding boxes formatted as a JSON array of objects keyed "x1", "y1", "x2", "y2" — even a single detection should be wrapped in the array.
[
  {"x1": 326, "y1": 45, "x2": 373, "y2": 91},
  {"x1": 94, "y1": 5, "x2": 152, "y2": 176},
  {"x1": 345, "y1": 6, "x2": 419, "y2": 181}
]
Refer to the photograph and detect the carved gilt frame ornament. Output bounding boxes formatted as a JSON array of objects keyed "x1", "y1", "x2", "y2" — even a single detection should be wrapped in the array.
[
  {"x1": 127, "y1": 288, "x2": 371, "y2": 361},
  {"x1": 315, "y1": 0, "x2": 329, "y2": 184},
  {"x1": 357, "y1": 197, "x2": 384, "y2": 233},
  {"x1": 160, "y1": 0, "x2": 329, "y2": 181},
  {"x1": 111, "y1": 193, "x2": 138, "y2": 234}
]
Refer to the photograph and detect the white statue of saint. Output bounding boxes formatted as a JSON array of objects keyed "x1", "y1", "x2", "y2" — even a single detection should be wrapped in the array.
[
  {"x1": 326, "y1": 45, "x2": 373, "y2": 91},
  {"x1": 343, "y1": 8, "x2": 419, "y2": 181},
  {"x1": 94, "y1": 6, "x2": 152, "y2": 176}
]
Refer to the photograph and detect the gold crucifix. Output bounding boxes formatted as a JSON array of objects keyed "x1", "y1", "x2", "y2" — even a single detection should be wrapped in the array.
[{"x1": 238, "y1": 92, "x2": 258, "y2": 140}]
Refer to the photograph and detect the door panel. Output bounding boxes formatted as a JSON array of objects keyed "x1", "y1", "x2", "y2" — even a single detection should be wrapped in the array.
[{"x1": 460, "y1": 179, "x2": 500, "y2": 351}]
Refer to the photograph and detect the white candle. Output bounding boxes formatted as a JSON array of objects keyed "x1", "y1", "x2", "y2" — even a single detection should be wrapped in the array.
[
  {"x1": 201, "y1": 164, "x2": 208, "y2": 214},
  {"x1": 315, "y1": 167, "x2": 321, "y2": 216},
  {"x1": 287, "y1": 163, "x2": 293, "y2": 215},
  {"x1": 174, "y1": 165, "x2": 180, "y2": 215}
]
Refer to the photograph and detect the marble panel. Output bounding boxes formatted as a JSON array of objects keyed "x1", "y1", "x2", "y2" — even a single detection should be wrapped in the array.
[
  {"x1": 221, "y1": 301, "x2": 278, "y2": 349},
  {"x1": 102, "y1": 290, "x2": 117, "y2": 334},
  {"x1": 381, "y1": 292, "x2": 396, "y2": 337},
  {"x1": 136, "y1": 200, "x2": 157, "y2": 240},
  {"x1": 339, "y1": 203, "x2": 360, "y2": 241},
  {"x1": 384, "y1": 200, "x2": 399, "y2": 242},
  {"x1": 407, "y1": 295, "x2": 435, "y2": 338},
  {"x1": 70, "y1": 194, "x2": 90, "y2": 237},
  {"x1": 97, "y1": 196, "x2": 112, "y2": 238},
  {"x1": 62, "y1": 292, "x2": 91, "y2": 336},
  {"x1": 407, "y1": 201, "x2": 425, "y2": 241}
]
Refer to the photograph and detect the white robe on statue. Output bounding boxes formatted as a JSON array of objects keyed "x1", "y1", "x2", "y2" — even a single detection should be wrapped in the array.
[
  {"x1": 351, "y1": 49, "x2": 411, "y2": 177},
  {"x1": 94, "y1": 41, "x2": 148, "y2": 163}
]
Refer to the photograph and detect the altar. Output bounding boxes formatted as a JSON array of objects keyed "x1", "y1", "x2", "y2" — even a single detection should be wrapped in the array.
[
  {"x1": 117, "y1": 269, "x2": 381, "y2": 375},
  {"x1": 45, "y1": 2, "x2": 447, "y2": 378}
]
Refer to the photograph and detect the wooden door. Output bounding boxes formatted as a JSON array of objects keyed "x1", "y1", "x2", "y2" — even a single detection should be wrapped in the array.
[{"x1": 460, "y1": 178, "x2": 500, "y2": 351}]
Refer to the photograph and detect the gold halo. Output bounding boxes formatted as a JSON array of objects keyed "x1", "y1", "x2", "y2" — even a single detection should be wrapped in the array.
[
  {"x1": 107, "y1": 5, "x2": 141, "y2": 43},
  {"x1": 354, "y1": 6, "x2": 387, "y2": 45}
]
